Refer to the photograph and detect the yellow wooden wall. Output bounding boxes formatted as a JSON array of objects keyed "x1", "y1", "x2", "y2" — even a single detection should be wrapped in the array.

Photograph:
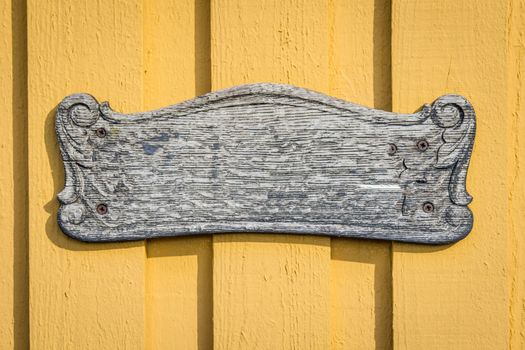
[{"x1": 1, "y1": 0, "x2": 524, "y2": 349}]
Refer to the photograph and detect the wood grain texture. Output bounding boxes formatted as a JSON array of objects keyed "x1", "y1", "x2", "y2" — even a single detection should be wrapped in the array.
[
  {"x1": 143, "y1": 1, "x2": 212, "y2": 349},
  {"x1": 55, "y1": 86, "x2": 475, "y2": 244},
  {"x1": 28, "y1": 1, "x2": 146, "y2": 348},
  {"x1": 508, "y1": 0, "x2": 525, "y2": 347},
  {"x1": 328, "y1": 1, "x2": 393, "y2": 347},
  {"x1": 210, "y1": 1, "x2": 332, "y2": 349},
  {"x1": 391, "y1": 0, "x2": 509, "y2": 348}
]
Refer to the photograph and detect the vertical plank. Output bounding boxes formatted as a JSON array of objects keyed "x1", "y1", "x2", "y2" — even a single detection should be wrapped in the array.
[
  {"x1": 0, "y1": 0, "x2": 14, "y2": 346},
  {"x1": 328, "y1": 0, "x2": 392, "y2": 348},
  {"x1": 0, "y1": 0, "x2": 29, "y2": 348},
  {"x1": 508, "y1": 0, "x2": 525, "y2": 347},
  {"x1": 211, "y1": 1, "x2": 331, "y2": 348},
  {"x1": 391, "y1": 1, "x2": 509, "y2": 348},
  {"x1": 143, "y1": 3, "x2": 212, "y2": 348},
  {"x1": 28, "y1": 1, "x2": 146, "y2": 348}
]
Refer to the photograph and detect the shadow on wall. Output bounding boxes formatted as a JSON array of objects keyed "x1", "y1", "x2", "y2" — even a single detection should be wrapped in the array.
[
  {"x1": 331, "y1": 238, "x2": 392, "y2": 348},
  {"x1": 146, "y1": 234, "x2": 213, "y2": 350}
]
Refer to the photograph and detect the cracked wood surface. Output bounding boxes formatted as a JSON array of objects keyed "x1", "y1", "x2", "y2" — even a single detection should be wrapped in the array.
[{"x1": 56, "y1": 84, "x2": 475, "y2": 244}]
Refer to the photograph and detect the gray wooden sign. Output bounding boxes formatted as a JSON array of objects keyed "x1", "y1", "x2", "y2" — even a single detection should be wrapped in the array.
[{"x1": 55, "y1": 83, "x2": 475, "y2": 244}]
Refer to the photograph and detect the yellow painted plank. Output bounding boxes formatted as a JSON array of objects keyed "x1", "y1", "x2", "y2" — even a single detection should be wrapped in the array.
[
  {"x1": 213, "y1": 235, "x2": 330, "y2": 349},
  {"x1": 146, "y1": 237, "x2": 212, "y2": 350},
  {"x1": 0, "y1": 0, "x2": 28, "y2": 348},
  {"x1": 330, "y1": 241, "x2": 391, "y2": 350},
  {"x1": 508, "y1": 0, "x2": 525, "y2": 347},
  {"x1": 391, "y1": 1, "x2": 509, "y2": 348},
  {"x1": 328, "y1": 0, "x2": 392, "y2": 348},
  {"x1": 143, "y1": 1, "x2": 212, "y2": 349},
  {"x1": 211, "y1": 1, "x2": 331, "y2": 348},
  {"x1": 211, "y1": 0, "x2": 329, "y2": 90},
  {"x1": 28, "y1": 1, "x2": 146, "y2": 348},
  {"x1": 328, "y1": 0, "x2": 391, "y2": 110}
]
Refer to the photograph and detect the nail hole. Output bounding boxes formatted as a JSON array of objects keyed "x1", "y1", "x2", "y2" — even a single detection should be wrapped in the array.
[
  {"x1": 387, "y1": 143, "x2": 397, "y2": 155},
  {"x1": 416, "y1": 139, "x2": 429, "y2": 152},
  {"x1": 96, "y1": 203, "x2": 108, "y2": 215},
  {"x1": 422, "y1": 202, "x2": 434, "y2": 213},
  {"x1": 95, "y1": 127, "x2": 107, "y2": 138}
]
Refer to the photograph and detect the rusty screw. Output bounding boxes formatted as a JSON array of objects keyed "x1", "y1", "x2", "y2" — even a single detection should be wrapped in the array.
[
  {"x1": 96, "y1": 203, "x2": 108, "y2": 215},
  {"x1": 422, "y1": 202, "x2": 434, "y2": 213},
  {"x1": 95, "y1": 127, "x2": 107, "y2": 138},
  {"x1": 416, "y1": 139, "x2": 429, "y2": 152},
  {"x1": 387, "y1": 143, "x2": 397, "y2": 155}
]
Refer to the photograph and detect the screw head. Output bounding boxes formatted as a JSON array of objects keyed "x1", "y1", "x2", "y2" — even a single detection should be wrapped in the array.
[
  {"x1": 422, "y1": 202, "x2": 434, "y2": 213},
  {"x1": 387, "y1": 143, "x2": 397, "y2": 155},
  {"x1": 416, "y1": 139, "x2": 429, "y2": 152},
  {"x1": 95, "y1": 127, "x2": 107, "y2": 138},
  {"x1": 96, "y1": 203, "x2": 108, "y2": 215}
]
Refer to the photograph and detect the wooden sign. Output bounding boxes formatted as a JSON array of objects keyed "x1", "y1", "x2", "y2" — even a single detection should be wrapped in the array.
[{"x1": 55, "y1": 83, "x2": 475, "y2": 244}]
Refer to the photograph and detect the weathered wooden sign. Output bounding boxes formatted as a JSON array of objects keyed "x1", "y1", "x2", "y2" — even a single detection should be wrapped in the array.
[{"x1": 55, "y1": 83, "x2": 475, "y2": 244}]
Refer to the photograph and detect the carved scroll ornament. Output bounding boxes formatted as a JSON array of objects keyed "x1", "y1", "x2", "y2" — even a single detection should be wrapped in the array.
[{"x1": 55, "y1": 83, "x2": 475, "y2": 244}]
